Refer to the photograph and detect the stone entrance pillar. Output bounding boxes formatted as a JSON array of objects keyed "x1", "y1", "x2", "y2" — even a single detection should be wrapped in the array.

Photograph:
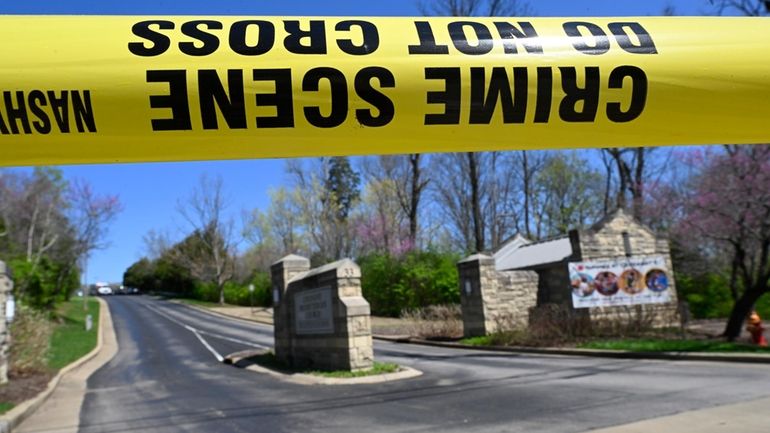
[
  {"x1": 458, "y1": 254, "x2": 539, "y2": 338},
  {"x1": 271, "y1": 254, "x2": 311, "y2": 364},
  {"x1": 0, "y1": 261, "x2": 13, "y2": 384},
  {"x1": 271, "y1": 256, "x2": 373, "y2": 372}
]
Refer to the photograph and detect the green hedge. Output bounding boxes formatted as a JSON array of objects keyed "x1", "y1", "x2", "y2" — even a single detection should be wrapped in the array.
[
  {"x1": 359, "y1": 251, "x2": 460, "y2": 317},
  {"x1": 192, "y1": 272, "x2": 272, "y2": 307},
  {"x1": 676, "y1": 272, "x2": 770, "y2": 319}
]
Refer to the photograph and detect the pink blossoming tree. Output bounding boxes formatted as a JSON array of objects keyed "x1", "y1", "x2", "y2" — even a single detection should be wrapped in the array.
[{"x1": 676, "y1": 145, "x2": 770, "y2": 340}]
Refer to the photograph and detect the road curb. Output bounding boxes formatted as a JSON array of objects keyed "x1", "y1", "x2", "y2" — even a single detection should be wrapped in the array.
[
  {"x1": 246, "y1": 361, "x2": 423, "y2": 386},
  {"x1": 168, "y1": 302, "x2": 770, "y2": 365},
  {"x1": 373, "y1": 336, "x2": 770, "y2": 364},
  {"x1": 226, "y1": 350, "x2": 423, "y2": 386},
  {"x1": 0, "y1": 298, "x2": 110, "y2": 433}
]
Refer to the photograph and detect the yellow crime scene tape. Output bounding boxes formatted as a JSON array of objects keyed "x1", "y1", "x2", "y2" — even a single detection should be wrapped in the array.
[{"x1": 0, "y1": 16, "x2": 769, "y2": 166}]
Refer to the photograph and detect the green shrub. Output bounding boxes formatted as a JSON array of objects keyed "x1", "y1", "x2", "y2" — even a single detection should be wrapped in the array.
[
  {"x1": 9, "y1": 305, "x2": 53, "y2": 375},
  {"x1": 191, "y1": 272, "x2": 273, "y2": 307},
  {"x1": 359, "y1": 250, "x2": 460, "y2": 317},
  {"x1": 675, "y1": 272, "x2": 770, "y2": 319},
  {"x1": 359, "y1": 253, "x2": 410, "y2": 317},
  {"x1": 250, "y1": 272, "x2": 273, "y2": 307},
  {"x1": 223, "y1": 282, "x2": 249, "y2": 305},
  {"x1": 676, "y1": 272, "x2": 735, "y2": 319},
  {"x1": 192, "y1": 282, "x2": 219, "y2": 303},
  {"x1": 10, "y1": 258, "x2": 78, "y2": 310},
  {"x1": 223, "y1": 272, "x2": 272, "y2": 307}
]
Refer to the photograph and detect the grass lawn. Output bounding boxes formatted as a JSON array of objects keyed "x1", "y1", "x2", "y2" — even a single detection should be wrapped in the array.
[
  {"x1": 461, "y1": 334, "x2": 770, "y2": 355},
  {"x1": 578, "y1": 339, "x2": 770, "y2": 353},
  {"x1": 461, "y1": 336, "x2": 496, "y2": 347},
  {"x1": 0, "y1": 402, "x2": 14, "y2": 414},
  {"x1": 245, "y1": 352, "x2": 400, "y2": 378},
  {"x1": 47, "y1": 298, "x2": 100, "y2": 370},
  {"x1": 309, "y1": 362, "x2": 399, "y2": 378}
]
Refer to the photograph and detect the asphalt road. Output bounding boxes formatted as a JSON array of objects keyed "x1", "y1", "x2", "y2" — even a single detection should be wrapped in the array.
[{"x1": 78, "y1": 296, "x2": 770, "y2": 433}]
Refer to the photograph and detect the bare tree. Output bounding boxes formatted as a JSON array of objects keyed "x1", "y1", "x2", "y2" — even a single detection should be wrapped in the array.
[
  {"x1": 419, "y1": 0, "x2": 531, "y2": 16},
  {"x1": 243, "y1": 187, "x2": 306, "y2": 256},
  {"x1": 601, "y1": 147, "x2": 651, "y2": 220},
  {"x1": 67, "y1": 179, "x2": 122, "y2": 261},
  {"x1": 467, "y1": 153, "x2": 485, "y2": 252},
  {"x1": 532, "y1": 152, "x2": 604, "y2": 236},
  {"x1": 65, "y1": 179, "x2": 122, "y2": 300},
  {"x1": 484, "y1": 152, "x2": 519, "y2": 248},
  {"x1": 0, "y1": 169, "x2": 120, "y2": 305},
  {"x1": 708, "y1": 0, "x2": 769, "y2": 15},
  {"x1": 514, "y1": 151, "x2": 548, "y2": 239},
  {"x1": 176, "y1": 175, "x2": 237, "y2": 305},
  {"x1": 364, "y1": 155, "x2": 430, "y2": 249},
  {"x1": 601, "y1": 145, "x2": 677, "y2": 224},
  {"x1": 16, "y1": 169, "x2": 68, "y2": 272},
  {"x1": 0, "y1": 169, "x2": 69, "y2": 301},
  {"x1": 432, "y1": 152, "x2": 520, "y2": 252},
  {"x1": 599, "y1": 150, "x2": 616, "y2": 216},
  {"x1": 142, "y1": 229, "x2": 173, "y2": 260},
  {"x1": 285, "y1": 159, "x2": 360, "y2": 263},
  {"x1": 420, "y1": 0, "x2": 531, "y2": 252},
  {"x1": 353, "y1": 167, "x2": 409, "y2": 255},
  {"x1": 432, "y1": 153, "x2": 475, "y2": 252}
]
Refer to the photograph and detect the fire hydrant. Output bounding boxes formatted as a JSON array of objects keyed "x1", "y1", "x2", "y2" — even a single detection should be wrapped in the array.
[{"x1": 746, "y1": 311, "x2": 768, "y2": 347}]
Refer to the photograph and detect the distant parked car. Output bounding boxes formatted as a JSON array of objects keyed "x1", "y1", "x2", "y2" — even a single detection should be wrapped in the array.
[{"x1": 97, "y1": 286, "x2": 113, "y2": 296}]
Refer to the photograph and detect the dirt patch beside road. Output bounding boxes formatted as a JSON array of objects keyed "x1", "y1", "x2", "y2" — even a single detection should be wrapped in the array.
[{"x1": 0, "y1": 371, "x2": 53, "y2": 409}]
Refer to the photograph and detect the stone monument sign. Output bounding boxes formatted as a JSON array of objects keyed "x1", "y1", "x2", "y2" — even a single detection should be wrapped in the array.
[{"x1": 271, "y1": 255, "x2": 373, "y2": 372}]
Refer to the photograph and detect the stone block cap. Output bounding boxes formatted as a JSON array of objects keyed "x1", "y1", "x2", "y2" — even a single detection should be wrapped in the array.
[
  {"x1": 341, "y1": 296, "x2": 371, "y2": 316},
  {"x1": 271, "y1": 254, "x2": 311, "y2": 267},
  {"x1": 289, "y1": 258, "x2": 361, "y2": 283},
  {"x1": 458, "y1": 253, "x2": 494, "y2": 264}
]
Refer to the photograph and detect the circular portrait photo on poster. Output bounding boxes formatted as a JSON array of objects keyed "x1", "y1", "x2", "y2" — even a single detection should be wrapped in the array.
[
  {"x1": 593, "y1": 271, "x2": 619, "y2": 296},
  {"x1": 570, "y1": 272, "x2": 595, "y2": 297},
  {"x1": 645, "y1": 269, "x2": 669, "y2": 292},
  {"x1": 619, "y1": 269, "x2": 645, "y2": 295}
]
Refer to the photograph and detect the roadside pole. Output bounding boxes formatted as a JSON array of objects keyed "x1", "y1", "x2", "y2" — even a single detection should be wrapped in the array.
[
  {"x1": 82, "y1": 256, "x2": 89, "y2": 312},
  {"x1": 249, "y1": 284, "x2": 255, "y2": 314}
]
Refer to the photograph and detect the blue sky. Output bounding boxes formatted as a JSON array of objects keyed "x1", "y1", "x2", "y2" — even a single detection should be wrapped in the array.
[{"x1": 2, "y1": 0, "x2": 712, "y2": 284}]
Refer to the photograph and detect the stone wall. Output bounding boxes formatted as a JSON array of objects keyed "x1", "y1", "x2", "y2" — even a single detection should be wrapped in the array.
[
  {"x1": 536, "y1": 265, "x2": 572, "y2": 306},
  {"x1": 458, "y1": 254, "x2": 538, "y2": 337},
  {"x1": 271, "y1": 255, "x2": 373, "y2": 372},
  {"x1": 0, "y1": 261, "x2": 11, "y2": 384},
  {"x1": 577, "y1": 210, "x2": 680, "y2": 327}
]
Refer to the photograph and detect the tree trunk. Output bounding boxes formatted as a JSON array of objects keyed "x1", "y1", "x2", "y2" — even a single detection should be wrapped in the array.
[
  {"x1": 723, "y1": 287, "x2": 765, "y2": 340},
  {"x1": 408, "y1": 153, "x2": 421, "y2": 247},
  {"x1": 467, "y1": 152, "x2": 484, "y2": 253},
  {"x1": 602, "y1": 153, "x2": 612, "y2": 216},
  {"x1": 614, "y1": 154, "x2": 628, "y2": 210},
  {"x1": 521, "y1": 151, "x2": 531, "y2": 238},
  {"x1": 632, "y1": 148, "x2": 645, "y2": 220},
  {"x1": 216, "y1": 273, "x2": 226, "y2": 304},
  {"x1": 728, "y1": 254, "x2": 740, "y2": 301}
]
